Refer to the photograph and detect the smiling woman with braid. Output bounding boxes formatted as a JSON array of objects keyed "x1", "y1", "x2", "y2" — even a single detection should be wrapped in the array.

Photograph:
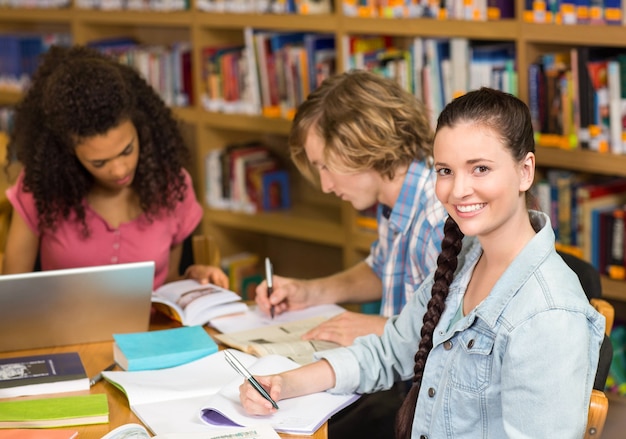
[{"x1": 237, "y1": 88, "x2": 605, "y2": 438}]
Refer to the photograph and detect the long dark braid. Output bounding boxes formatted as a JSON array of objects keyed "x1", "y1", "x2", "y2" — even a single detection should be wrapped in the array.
[{"x1": 395, "y1": 216, "x2": 464, "y2": 439}]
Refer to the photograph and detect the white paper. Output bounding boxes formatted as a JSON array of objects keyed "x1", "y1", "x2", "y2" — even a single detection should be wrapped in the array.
[{"x1": 209, "y1": 304, "x2": 346, "y2": 333}]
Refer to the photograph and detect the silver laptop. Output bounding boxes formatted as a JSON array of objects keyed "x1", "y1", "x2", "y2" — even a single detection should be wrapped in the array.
[{"x1": 0, "y1": 261, "x2": 155, "y2": 352}]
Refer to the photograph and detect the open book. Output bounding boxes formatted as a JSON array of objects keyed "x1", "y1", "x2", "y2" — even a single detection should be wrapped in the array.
[
  {"x1": 102, "y1": 350, "x2": 359, "y2": 436},
  {"x1": 101, "y1": 422, "x2": 280, "y2": 439},
  {"x1": 213, "y1": 316, "x2": 340, "y2": 365},
  {"x1": 151, "y1": 280, "x2": 248, "y2": 326}
]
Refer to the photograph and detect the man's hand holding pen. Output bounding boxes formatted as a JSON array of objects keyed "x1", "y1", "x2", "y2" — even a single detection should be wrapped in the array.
[{"x1": 254, "y1": 273, "x2": 311, "y2": 317}]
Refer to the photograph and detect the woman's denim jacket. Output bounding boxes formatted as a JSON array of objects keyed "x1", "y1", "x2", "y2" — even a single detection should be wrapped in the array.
[{"x1": 317, "y1": 211, "x2": 606, "y2": 438}]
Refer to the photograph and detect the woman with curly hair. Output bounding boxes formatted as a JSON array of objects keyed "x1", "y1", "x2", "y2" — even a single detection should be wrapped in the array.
[
  {"x1": 2, "y1": 45, "x2": 227, "y2": 289},
  {"x1": 238, "y1": 88, "x2": 605, "y2": 438}
]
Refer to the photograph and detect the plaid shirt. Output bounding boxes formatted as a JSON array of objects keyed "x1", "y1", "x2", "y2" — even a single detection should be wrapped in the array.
[{"x1": 365, "y1": 160, "x2": 447, "y2": 317}]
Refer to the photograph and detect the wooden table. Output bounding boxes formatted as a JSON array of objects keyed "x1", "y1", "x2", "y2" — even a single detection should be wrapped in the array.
[{"x1": 0, "y1": 312, "x2": 327, "y2": 439}]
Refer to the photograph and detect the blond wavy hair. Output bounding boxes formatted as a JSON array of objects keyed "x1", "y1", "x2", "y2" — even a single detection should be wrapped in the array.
[{"x1": 288, "y1": 70, "x2": 433, "y2": 185}]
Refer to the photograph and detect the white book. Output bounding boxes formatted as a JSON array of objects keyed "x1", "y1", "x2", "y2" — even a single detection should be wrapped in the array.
[
  {"x1": 102, "y1": 350, "x2": 360, "y2": 436},
  {"x1": 151, "y1": 279, "x2": 247, "y2": 327},
  {"x1": 607, "y1": 60, "x2": 623, "y2": 154},
  {"x1": 450, "y1": 37, "x2": 469, "y2": 98}
]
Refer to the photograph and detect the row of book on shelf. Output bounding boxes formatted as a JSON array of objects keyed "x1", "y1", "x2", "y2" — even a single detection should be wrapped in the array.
[
  {"x1": 75, "y1": 0, "x2": 188, "y2": 10},
  {"x1": 0, "y1": 28, "x2": 530, "y2": 130},
  {"x1": 3, "y1": 0, "x2": 514, "y2": 19},
  {"x1": 11, "y1": 29, "x2": 626, "y2": 148},
  {"x1": 0, "y1": 0, "x2": 69, "y2": 7},
  {"x1": 523, "y1": 0, "x2": 626, "y2": 25},
  {"x1": 0, "y1": 33, "x2": 192, "y2": 109},
  {"x1": 534, "y1": 170, "x2": 626, "y2": 280},
  {"x1": 8, "y1": 0, "x2": 626, "y2": 26},
  {"x1": 530, "y1": 46, "x2": 626, "y2": 155},
  {"x1": 202, "y1": 30, "x2": 516, "y2": 125}
]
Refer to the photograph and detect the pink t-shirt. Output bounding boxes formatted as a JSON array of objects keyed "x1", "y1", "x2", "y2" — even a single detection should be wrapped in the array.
[{"x1": 6, "y1": 169, "x2": 203, "y2": 289}]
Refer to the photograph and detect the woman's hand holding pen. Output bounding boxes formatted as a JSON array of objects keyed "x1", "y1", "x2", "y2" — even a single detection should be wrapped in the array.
[
  {"x1": 239, "y1": 374, "x2": 284, "y2": 415},
  {"x1": 239, "y1": 360, "x2": 337, "y2": 416}
]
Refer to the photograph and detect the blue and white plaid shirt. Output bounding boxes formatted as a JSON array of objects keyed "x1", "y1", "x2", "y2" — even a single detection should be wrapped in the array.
[{"x1": 365, "y1": 160, "x2": 447, "y2": 317}]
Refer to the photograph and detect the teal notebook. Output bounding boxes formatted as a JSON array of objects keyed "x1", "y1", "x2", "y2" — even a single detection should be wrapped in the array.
[
  {"x1": 0, "y1": 394, "x2": 108, "y2": 428},
  {"x1": 113, "y1": 325, "x2": 218, "y2": 371}
]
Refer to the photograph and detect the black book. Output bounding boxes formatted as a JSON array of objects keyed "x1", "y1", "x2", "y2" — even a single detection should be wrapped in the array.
[{"x1": 0, "y1": 352, "x2": 89, "y2": 398}]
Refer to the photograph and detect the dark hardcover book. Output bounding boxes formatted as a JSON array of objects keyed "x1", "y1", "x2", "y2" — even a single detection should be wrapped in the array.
[{"x1": 0, "y1": 352, "x2": 88, "y2": 398}]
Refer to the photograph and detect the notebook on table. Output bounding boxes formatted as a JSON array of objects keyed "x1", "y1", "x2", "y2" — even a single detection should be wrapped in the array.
[{"x1": 0, "y1": 261, "x2": 155, "y2": 352}]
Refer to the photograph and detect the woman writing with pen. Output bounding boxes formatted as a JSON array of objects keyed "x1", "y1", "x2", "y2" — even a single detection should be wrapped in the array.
[{"x1": 237, "y1": 88, "x2": 605, "y2": 438}]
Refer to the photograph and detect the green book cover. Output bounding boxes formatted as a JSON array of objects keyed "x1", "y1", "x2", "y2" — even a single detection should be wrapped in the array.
[
  {"x1": 113, "y1": 325, "x2": 218, "y2": 371},
  {"x1": 0, "y1": 394, "x2": 109, "y2": 428}
]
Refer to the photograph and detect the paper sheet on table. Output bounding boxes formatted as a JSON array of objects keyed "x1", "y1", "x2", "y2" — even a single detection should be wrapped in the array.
[{"x1": 209, "y1": 304, "x2": 346, "y2": 333}]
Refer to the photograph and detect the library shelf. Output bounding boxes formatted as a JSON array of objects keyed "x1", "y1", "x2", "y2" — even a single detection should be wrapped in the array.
[
  {"x1": 3, "y1": 3, "x2": 626, "y2": 299},
  {"x1": 205, "y1": 204, "x2": 345, "y2": 247},
  {"x1": 535, "y1": 147, "x2": 626, "y2": 178},
  {"x1": 341, "y1": 16, "x2": 518, "y2": 39},
  {"x1": 520, "y1": 22, "x2": 626, "y2": 47},
  {"x1": 0, "y1": 90, "x2": 21, "y2": 106},
  {"x1": 198, "y1": 112, "x2": 291, "y2": 135}
]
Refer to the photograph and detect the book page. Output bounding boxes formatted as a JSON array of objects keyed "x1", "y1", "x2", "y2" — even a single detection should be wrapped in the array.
[
  {"x1": 213, "y1": 317, "x2": 341, "y2": 365},
  {"x1": 152, "y1": 280, "x2": 247, "y2": 326},
  {"x1": 209, "y1": 303, "x2": 346, "y2": 333},
  {"x1": 102, "y1": 351, "x2": 252, "y2": 407},
  {"x1": 101, "y1": 422, "x2": 281, "y2": 439}
]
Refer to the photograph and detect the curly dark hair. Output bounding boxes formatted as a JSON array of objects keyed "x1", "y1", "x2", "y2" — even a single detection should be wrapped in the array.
[{"x1": 6, "y1": 44, "x2": 190, "y2": 235}]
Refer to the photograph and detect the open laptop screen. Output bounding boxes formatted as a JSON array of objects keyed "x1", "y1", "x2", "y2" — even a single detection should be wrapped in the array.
[{"x1": 0, "y1": 261, "x2": 155, "y2": 352}]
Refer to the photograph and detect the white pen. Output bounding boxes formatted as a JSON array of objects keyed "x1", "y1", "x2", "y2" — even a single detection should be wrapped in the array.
[
  {"x1": 265, "y1": 257, "x2": 275, "y2": 319},
  {"x1": 224, "y1": 350, "x2": 279, "y2": 410}
]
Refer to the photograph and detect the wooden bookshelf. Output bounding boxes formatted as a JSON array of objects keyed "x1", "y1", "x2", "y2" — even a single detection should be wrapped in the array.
[{"x1": 2, "y1": 1, "x2": 626, "y2": 303}]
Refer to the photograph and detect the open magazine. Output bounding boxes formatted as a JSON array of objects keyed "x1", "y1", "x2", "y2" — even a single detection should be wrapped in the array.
[
  {"x1": 151, "y1": 280, "x2": 247, "y2": 326},
  {"x1": 213, "y1": 316, "x2": 340, "y2": 365}
]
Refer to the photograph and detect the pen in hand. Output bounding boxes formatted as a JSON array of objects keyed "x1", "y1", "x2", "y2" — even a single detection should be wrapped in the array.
[
  {"x1": 265, "y1": 257, "x2": 275, "y2": 319},
  {"x1": 224, "y1": 350, "x2": 279, "y2": 410},
  {"x1": 89, "y1": 362, "x2": 116, "y2": 387}
]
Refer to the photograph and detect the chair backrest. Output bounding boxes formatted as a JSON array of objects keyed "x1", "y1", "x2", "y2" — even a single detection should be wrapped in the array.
[
  {"x1": 178, "y1": 234, "x2": 221, "y2": 275},
  {"x1": 557, "y1": 250, "x2": 613, "y2": 439},
  {"x1": 0, "y1": 198, "x2": 12, "y2": 273}
]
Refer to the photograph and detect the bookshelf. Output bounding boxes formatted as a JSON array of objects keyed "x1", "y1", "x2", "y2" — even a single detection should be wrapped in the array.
[{"x1": 2, "y1": 2, "x2": 626, "y2": 304}]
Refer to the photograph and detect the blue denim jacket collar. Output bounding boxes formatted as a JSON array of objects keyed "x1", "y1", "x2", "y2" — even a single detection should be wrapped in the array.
[{"x1": 436, "y1": 210, "x2": 553, "y2": 343}]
